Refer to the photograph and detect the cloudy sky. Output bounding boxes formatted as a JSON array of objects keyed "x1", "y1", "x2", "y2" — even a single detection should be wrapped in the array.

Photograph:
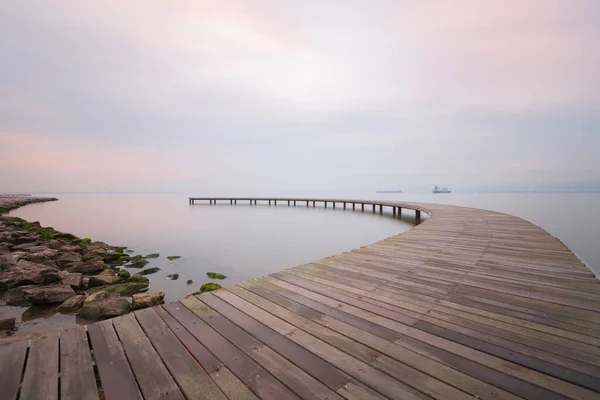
[{"x1": 1, "y1": 1, "x2": 599, "y2": 193}]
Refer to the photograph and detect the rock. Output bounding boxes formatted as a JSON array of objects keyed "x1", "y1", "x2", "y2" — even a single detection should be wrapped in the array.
[
  {"x1": 0, "y1": 252, "x2": 28, "y2": 270},
  {"x1": 117, "y1": 270, "x2": 130, "y2": 279},
  {"x1": 132, "y1": 292, "x2": 165, "y2": 310},
  {"x1": 138, "y1": 267, "x2": 160, "y2": 276},
  {"x1": 54, "y1": 252, "x2": 83, "y2": 269},
  {"x1": 67, "y1": 259, "x2": 106, "y2": 275},
  {"x1": 167, "y1": 274, "x2": 179, "y2": 280},
  {"x1": 103, "y1": 252, "x2": 130, "y2": 264},
  {"x1": 88, "y1": 274, "x2": 122, "y2": 287},
  {"x1": 4, "y1": 284, "x2": 37, "y2": 305},
  {"x1": 11, "y1": 243, "x2": 37, "y2": 251},
  {"x1": 82, "y1": 245, "x2": 107, "y2": 261},
  {"x1": 57, "y1": 295, "x2": 86, "y2": 313},
  {"x1": 23, "y1": 284, "x2": 75, "y2": 304},
  {"x1": 0, "y1": 317, "x2": 16, "y2": 331},
  {"x1": 21, "y1": 305, "x2": 58, "y2": 321},
  {"x1": 23, "y1": 251, "x2": 56, "y2": 267},
  {"x1": 129, "y1": 275, "x2": 149, "y2": 284},
  {"x1": 87, "y1": 282, "x2": 149, "y2": 296},
  {"x1": 186, "y1": 279, "x2": 193, "y2": 285},
  {"x1": 60, "y1": 272, "x2": 83, "y2": 289},
  {"x1": 99, "y1": 269, "x2": 116, "y2": 276},
  {"x1": 46, "y1": 240, "x2": 67, "y2": 250},
  {"x1": 58, "y1": 244, "x2": 81, "y2": 253},
  {"x1": 0, "y1": 260, "x2": 60, "y2": 289},
  {"x1": 77, "y1": 291, "x2": 131, "y2": 321},
  {"x1": 127, "y1": 259, "x2": 148, "y2": 269}
]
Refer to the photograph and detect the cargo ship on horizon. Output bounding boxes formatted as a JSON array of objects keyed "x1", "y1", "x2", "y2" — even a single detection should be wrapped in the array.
[{"x1": 432, "y1": 185, "x2": 451, "y2": 194}]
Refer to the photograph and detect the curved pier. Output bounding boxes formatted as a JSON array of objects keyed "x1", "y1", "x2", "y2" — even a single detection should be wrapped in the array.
[{"x1": 2, "y1": 198, "x2": 600, "y2": 400}]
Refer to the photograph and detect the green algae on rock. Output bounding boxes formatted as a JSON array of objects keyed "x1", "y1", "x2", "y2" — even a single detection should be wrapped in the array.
[
  {"x1": 194, "y1": 282, "x2": 222, "y2": 295},
  {"x1": 166, "y1": 255, "x2": 181, "y2": 260},
  {"x1": 206, "y1": 271, "x2": 227, "y2": 280}
]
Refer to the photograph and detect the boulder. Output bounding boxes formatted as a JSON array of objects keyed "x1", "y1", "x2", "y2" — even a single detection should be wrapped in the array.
[
  {"x1": 59, "y1": 271, "x2": 83, "y2": 289},
  {"x1": 132, "y1": 292, "x2": 165, "y2": 310},
  {"x1": 88, "y1": 274, "x2": 122, "y2": 287},
  {"x1": 127, "y1": 260, "x2": 148, "y2": 269},
  {"x1": 99, "y1": 269, "x2": 116, "y2": 276},
  {"x1": 0, "y1": 261, "x2": 60, "y2": 289},
  {"x1": 4, "y1": 284, "x2": 37, "y2": 305},
  {"x1": 46, "y1": 240, "x2": 67, "y2": 250},
  {"x1": 129, "y1": 275, "x2": 149, "y2": 284},
  {"x1": 103, "y1": 252, "x2": 130, "y2": 264},
  {"x1": 57, "y1": 295, "x2": 86, "y2": 313},
  {"x1": 0, "y1": 252, "x2": 28, "y2": 270},
  {"x1": 0, "y1": 317, "x2": 16, "y2": 331},
  {"x1": 67, "y1": 259, "x2": 106, "y2": 275},
  {"x1": 87, "y1": 282, "x2": 149, "y2": 296},
  {"x1": 11, "y1": 243, "x2": 37, "y2": 251},
  {"x1": 23, "y1": 284, "x2": 75, "y2": 304},
  {"x1": 138, "y1": 267, "x2": 160, "y2": 275},
  {"x1": 53, "y1": 252, "x2": 83, "y2": 269},
  {"x1": 59, "y1": 244, "x2": 82, "y2": 253},
  {"x1": 167, "y1": 273, "x2": 179, "y2": 280},
  {"x1": 77, "y1": 291, "x2": 131, "y2": 321},
  {"x1": 82, "y1": 245, "x2": 107, "y2": 261}
]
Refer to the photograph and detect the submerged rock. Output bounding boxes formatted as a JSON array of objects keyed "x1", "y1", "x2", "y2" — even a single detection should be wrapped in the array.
[
  {"x1": 132, "y1": 292, "x2": 165, "y2": 310},
  {"x1": 127, "y1": 259, "x2": 149, "y2": 269},
  {"x1": 167, "y1": 274, "x2": 179, "y2": 280},
  {"x1": 117, "y1": 269, "x2": 130, "y2": 279},
  {"x1": 78, "y1": 291, "x2": 131, "y2": 321},
  {"x1": 4, "y1": 284, "x2": 37, "y2": 305},
  {"x1": 138, "y1": 267, "x2": 160, "y2": 276},
  {"x1": 57, "y1": 294, "x2": 86, "y2": 313},
  {"x1": 186, "y1": 279, "x2": 193, "y2": 285},
  {"x1": 23, "y1": 284, "x2": 75, "y2": 304},
  {"x1": 0, "y1": 317, "x2": 16, "y2": 331}
]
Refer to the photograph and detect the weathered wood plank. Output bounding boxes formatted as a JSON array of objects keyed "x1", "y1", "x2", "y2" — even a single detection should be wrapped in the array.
[
  {"x1": 0, "y1": 340, "x2": 28, "y2": 400},
  {"x1": 135, "y1": 307, "x2": 228, "y2": 400},
  {"x1": 20, "y1": 333, "x2": 59, "y2": 400},
  {"x1": 112, "y1": 313, "x2": 185, "y2": 400},
  {"x1": 87, "y1": 319, "x2": 143, "y2": 400},
  {"x1": 60, "y1": 326, "x2": 98, "y2": 400}
]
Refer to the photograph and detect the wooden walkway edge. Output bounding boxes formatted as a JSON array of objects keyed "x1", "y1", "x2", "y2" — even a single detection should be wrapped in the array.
[{"x1": 2, "y1": 198, "x2": 600, "y2": 400}]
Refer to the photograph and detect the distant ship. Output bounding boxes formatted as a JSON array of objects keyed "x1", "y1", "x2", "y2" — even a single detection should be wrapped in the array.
[
  {"x1": 432, "y1": 185, "x2": 451, "y2": 194},
  {"x1": 376, "y1": 190, "x2": 402, "y2": 193}
]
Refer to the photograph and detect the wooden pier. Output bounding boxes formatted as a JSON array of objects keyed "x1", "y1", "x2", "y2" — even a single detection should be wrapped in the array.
[{"x1": 2, "y1": 198, "x2": 600, "y2": 400}]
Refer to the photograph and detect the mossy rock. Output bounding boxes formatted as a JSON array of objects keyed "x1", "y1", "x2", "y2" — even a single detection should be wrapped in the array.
[
  {"x1": 138, "y1": 267, "x2": 160, "y2": 276},
  {"x1": 129, "y1": 274, "x2": 150, "y2": 284},
  {"x1": 79, "y1": 238, "x2": 92, "y2": 245},
  {"x1": 130, "y1": 254, "x2": 143, "y2": 262},
  {"x1": 103, "y1": 252, "x2": 130, "y2": 264},
  {"x1": 166, "y1": 255, "x2": 181, "y2": 261},
  {"x1": 117, "y1": 270, "x2": 131, "y2": 280},
  {"x1": 144, "y1": 253, "x2": 160, "y2": 259},
  {"x1": 128, "y1": 259, "x2": 149, "y2": 269},
  {"x1": 88, "y1": 282, "x2": 148, "y2": 296},
  {"x1": 194, "y1": 282, "x2": 222, "y2": 295},
  {"x1": 52, "y1": 232, "x2": 79, "y2": 241},
  {"x1": 206, "y1": 272, "x2": 227, "y2": 280}
]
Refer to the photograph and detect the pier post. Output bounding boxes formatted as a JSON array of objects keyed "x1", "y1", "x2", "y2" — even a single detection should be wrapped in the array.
[
  {"x1": 393, "y1": 207, "x2": 396, "y2": 216},
  {"x1": 379, "y1": 204, "x2": 383, "y2": 214},
  {"x1": 294, "y1": 200, "x2": 296, "y2": 206},
  {"x1": 398, "y1": 207, "x2": 402, "y2": 217},
  {"x1": 230, "y1": 200, "x2": 232, "y2": 205},
  {"x1": 361, "y1": 203, "x2": 364, "y2": 211},
  {"x1": 372, "y1": 204, "x2": 376, "y2": 213},
  {"x1": 234, "y1": 200, "x2": 237, "y2": 205},
  {"x1": 288, "y1": 200, "x2": 290, "y2": 206},
  {"x1": 333, "y1": 202, "x2": 335, "y2": 209},
  {"x1": 306, "y1": 201, "x2": 309, "y2": 207},
  {"x1": 274, "y1": 200, "x2": 277, "y2": 206},
  {"x1": 352, "y1": 203, "x2": 355, "y2": 210},
  {"x1": 269, "y1": 200, "x2": 271, "y2": 206},
  {"x1": 313, "y1": 201, "x2": 315, "y2": 207},
  {"x1": 343, "y1": 202, "x2": 346, "y2": 210},
  {"x1": 416, "y1": 210, "x2": 421, "y2": 223},
  {"x1": 325, "y1": 201, "x2": 327, "y2": 208}
]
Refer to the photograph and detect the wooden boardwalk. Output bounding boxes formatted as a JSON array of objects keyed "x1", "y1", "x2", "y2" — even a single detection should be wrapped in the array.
[{"x1": 2, "y1": 199, "x2": 600, "y2": 400}]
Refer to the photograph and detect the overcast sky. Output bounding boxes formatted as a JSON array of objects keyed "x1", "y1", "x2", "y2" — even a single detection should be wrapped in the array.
[{"x1": 1, "y1": 1, "x2": 599, "y2": 194}]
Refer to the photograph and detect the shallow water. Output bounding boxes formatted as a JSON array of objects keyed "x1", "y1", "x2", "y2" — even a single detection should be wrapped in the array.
[{"x1": 4, "y1": 191, "x2": 599, "y2": 334}]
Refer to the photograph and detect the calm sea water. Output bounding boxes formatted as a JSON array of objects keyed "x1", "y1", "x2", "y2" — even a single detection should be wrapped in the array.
[{"x1": 4, "y1": 192, "x2": 599, "y2": 333}]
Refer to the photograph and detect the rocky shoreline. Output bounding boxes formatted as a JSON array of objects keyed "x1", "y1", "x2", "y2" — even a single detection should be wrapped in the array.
[{"x1": 0, "y1": 197, "x2": 165, "y2": 339}]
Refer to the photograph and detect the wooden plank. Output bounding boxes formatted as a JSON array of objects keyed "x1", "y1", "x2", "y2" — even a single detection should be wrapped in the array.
[
  {"x1": 135, "y1": 307, "x2": 228, "y2": 400},
  {"x1": 163, "y1": 301, "x2": 299, "y2": 400},
  {"x1": 153, "y1": 306, "x2": 259, "y2": 400},
  {"x1": 20, "y1": 333, "x2": 59, "y2": 400},
  {"x1": 87, "y1": 319, "x2": 142, "y2": 400},
  {"x1": 112, "y1": 312, "x2": 185, "y2": 400},
  {"x1": 60, "y1": 326, "x2": 98, "y2": 400},
  {"x1": 200, "y1": 293, "x2": 351, "y2": 391},
  {"x1": 0, "y1": 340, "x2": 28, "y2": 400},
  {"x1": 184, "y1": 295, "x2": 346, "y2": 400}
]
